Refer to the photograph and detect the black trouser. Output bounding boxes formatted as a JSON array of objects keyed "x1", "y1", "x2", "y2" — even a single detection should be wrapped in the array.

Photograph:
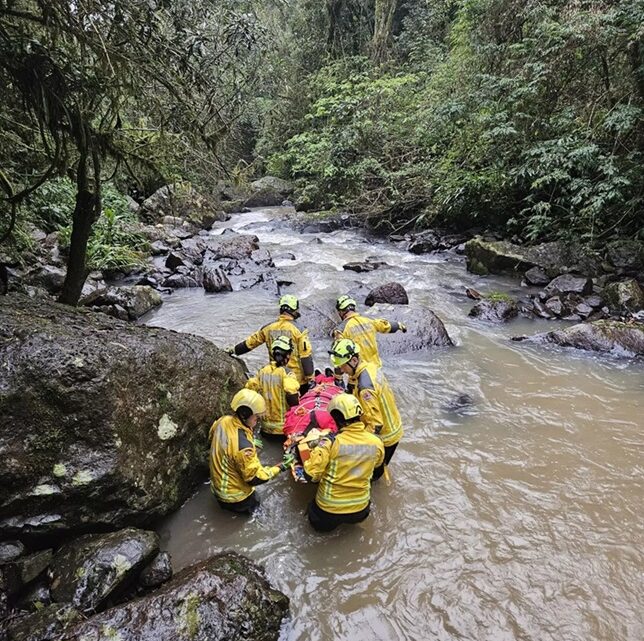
[
  {"x1": 217, "y1": 492, "x2": 260, "y2": 515},
  {"x1": 372, "y1": 442, "x2": 399, "y2": 481},
  {"x1": 307, "y1": 500, "x2": 370, "y2": 532}
]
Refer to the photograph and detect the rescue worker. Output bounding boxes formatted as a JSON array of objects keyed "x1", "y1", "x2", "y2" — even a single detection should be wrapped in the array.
[
  {"x1": 245, "y1": 336, "x2": 300, "y2": 438},
  {"x1": 303, "y1": 393, "x2": 384, "y2": 532},
  {"x1": 329, "y1": 338, "x2": 403, "y2": 466},
  {"x1": 332, "y1": 295, "x2": 407, "y2": 368},
  {"x1": 227, "y1": 295, "x2": 314, "y2": 394},
  {"x1": 209, "y1": 389, "x2": 294, "y2": 514}
]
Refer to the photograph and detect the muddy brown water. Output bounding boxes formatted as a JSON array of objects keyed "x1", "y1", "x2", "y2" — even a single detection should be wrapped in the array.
[{"x1": 145, "y1": 208, "x2": 644, "y2": 641}]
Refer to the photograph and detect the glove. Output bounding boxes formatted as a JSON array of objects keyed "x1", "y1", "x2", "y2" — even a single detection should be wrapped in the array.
[
  {"x1": 253, "y1": 436, "x2": 264, "y2": 449},
  {"x1": 224, "y1": 345, "x2": 235, "y2": 356},
  {"x1": 399, "y1": 323, "x2": 407, "y2": 333},
  {"x1": 279, "y1": 452, "x2": 295, "y2": 472}
]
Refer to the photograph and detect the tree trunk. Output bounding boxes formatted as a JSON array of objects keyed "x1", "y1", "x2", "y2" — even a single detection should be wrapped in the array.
[
  {"x1": 372, "y1": 0, "x2": 397, "y2": 64},
  {"x1": 59, "y1": 147, "x2": 101, "y2": 306},
  {"x1": 326, "y1": 0, "x2": 343, "y2": 55}
]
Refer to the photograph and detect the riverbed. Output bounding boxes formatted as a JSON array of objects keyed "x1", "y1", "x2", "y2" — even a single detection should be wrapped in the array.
[{"x1": 145, "y1": 207, "x2": 643, "y2": 641}]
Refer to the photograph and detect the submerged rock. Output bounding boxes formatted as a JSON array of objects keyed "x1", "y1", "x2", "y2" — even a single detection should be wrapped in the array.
[
  {"x1": 0, "y1": 294, "x2": 246, "y2": 536},
  {"x1": 49, "y1": 528, "x2": 159, "y2": 613},
  {"x1": 512, "y1": 320, "x2": 644, "y2": 357},
  {"x1": 65, "y1": 552, "x2": 289, "y2": 641},
  {"x1": 365, "y1": 282, "x2": 409, "y2": 306}
]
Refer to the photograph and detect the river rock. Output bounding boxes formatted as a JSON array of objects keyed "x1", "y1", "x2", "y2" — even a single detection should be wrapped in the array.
[
  {"x1": 0, "y1": 541, "x2": 25, "y2": 563},
  {"x1": 0, "y1": 550, "x2": 52, "y2": 596},
  {"x1": 81, "y1": 286, "x2": 162, "y2": 320},
  {"x1": 543, "y1": 274, "x2": 593, "y2": 297},
  {"x1": 138, "y1": 552, "x2": 173, "y2": 589},
  {"x1": 4, "y1": 604, "x2": 81, "y2": 641},
  {"x1": 603, "y1": 279, "x2": 644, "y2": 313},
  {"x1": 524, "y1": 266, "x2": 551, "y2": 286},
  {"x1": 203, "y1": 266, "x2": 232, "y2": 293},
  {"x1": 342, "y1": 261, "x2": 387, "y2": 273},
  {"x1": 16, "y1": 579, "x2": 52, "y2": 612},
  {"x1": 0, "y1": 294, "x2": 246, "y2": 536},
  {"x1": 365, "y1": 282, "x2": 409, "y2": 306},
  {"x1": 468, "y1": 297, "x2": 518, "y2": 322},
  {"x1": 50, "y1": 528, "x2": 158, "y2": 613},
  {"x1": 513, "y1": 320, "x2": 644, "y2": 357},
  {"x1": 24, "y1": 265, "x2": 66, "y2": 295},
  {"x1": 251, "y1": 176, "x2": 293, "y2": 196},
  {"x1": 201, "y1": 232, "x2": 259, "y2": 261},
  {"x1": 65, "y1": 552, "x2": 289, "y2": 641},
  {"x1": 139, "y1": 185, "x2": 224, "y2": 229},
  {"x1": 244, "y1": 188, "x2": 284, "y2": 208},
  {"x1": 161, "y1": 273, "x2": 201, "y2": 288}
]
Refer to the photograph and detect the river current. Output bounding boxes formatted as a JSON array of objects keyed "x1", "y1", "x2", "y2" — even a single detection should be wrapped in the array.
[{"x1": 144, "y1": 207, "x2": 643, "y2": 641}]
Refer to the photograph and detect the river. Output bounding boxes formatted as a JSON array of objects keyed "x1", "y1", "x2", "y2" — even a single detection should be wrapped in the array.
[{"x1": 144, "y1": 207, "x2": 644, "y2": 641}]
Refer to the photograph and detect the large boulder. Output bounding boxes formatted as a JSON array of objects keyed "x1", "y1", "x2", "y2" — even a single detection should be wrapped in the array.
[
  {"x1": 605, "y1": 240, "x2": 644, "y2": 276},
  {"x1": 250, "y1": 176, "x2": 293, "y2": 196},
  {"x1": 139, "y1": 185, "x2": 225, "y2": 229},
  {"x1": 49, "y1": 528, "x2": 159, "y2": 613},
  {"x1": 512, "y1": 320, "x2": 644, "y2": 357},
  {"x1": 543, "y1": 274, "x2": 593, "y2": 297},
  {"x1": 603, "y1": 279, "x2": 644, "y2": 313},
  {"x1": 4, "y1": 603, "x2": 81, "y2": 641},
  {"x1": 81, "y1": 285, "x2": 162, "y2": 320},
  {"x1": 465, "y1": 237, "x2": 602, "y2": 277},
  {"x1": 65, "y1": 552, "x2": 289, "y2": 641},
  {"x1": 0, "y1": 294, "x2": 246, "y2": 536}
]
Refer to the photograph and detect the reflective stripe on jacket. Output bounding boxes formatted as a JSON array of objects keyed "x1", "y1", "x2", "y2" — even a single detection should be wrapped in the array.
[
  {"x1": 209, "y1": 415, "x2": 281, "y2": 503},
  {"x1": 239, "y1": 314, "x2": 314, "y2": 384},
  {"x1": 350, "y1": 362, "x2": 403, "y2": 447},
  {"x1": 246, "y1": 362, "x2": 300, "y2": 434},
  {"x1": 333, "y1": 311, "x2": 399, "y2": 368},
  {"x1": 303, "y1": 421, "x2": 384, "y2": 514}
]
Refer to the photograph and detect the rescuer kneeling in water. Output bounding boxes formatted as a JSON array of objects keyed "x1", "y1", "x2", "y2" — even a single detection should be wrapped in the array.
[
  {"x1": 209, "y1": 389, "x2": 294, "y2": 514},
  {"x1": 303, "y1": 393, "x2": 384, "y2": 532},
  {"x1": 329, "y1": 338, "x2": 403, "y2": 467},
  {"x1": 226, "y1": 295, "x2": 315, "y2": 394},
  {"x1": 245, "y1": 336, "x2": 300, "y2": 439}
]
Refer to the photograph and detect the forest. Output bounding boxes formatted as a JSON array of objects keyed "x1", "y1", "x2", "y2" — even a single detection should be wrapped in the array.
[{"x1": 1, "y1": 0, "x2": 642, "y2": 303}]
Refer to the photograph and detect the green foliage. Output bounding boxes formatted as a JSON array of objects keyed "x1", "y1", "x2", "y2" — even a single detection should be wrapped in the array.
[{"x1": 257, "y1": 0, "x2": 644, "y2": 241}]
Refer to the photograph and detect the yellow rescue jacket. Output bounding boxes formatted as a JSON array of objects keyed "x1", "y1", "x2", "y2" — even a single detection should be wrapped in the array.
[
  {"x1": 209, "y1": 414, "x2": 281, "y2": 503},
  {"x1": 235, "y1": 313, "x2": 314, "y2": 385},
  {"x1": 333, "y1": 311, "x2": 402, "y2": 368},
  {"x1": 303, "y1": 421, "x2": 384, "y2": 514},
  {"x1": 245, "y1": 362, "x2": 300, "y2": 434},
  {"x1": 350, "y1": 361, "x2": 403, "y2": 447}
]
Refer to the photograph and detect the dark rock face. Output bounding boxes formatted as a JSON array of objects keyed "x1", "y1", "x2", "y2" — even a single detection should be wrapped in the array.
[
  {"x1": 0, "y1": 541, "x2": 25, "y2": 563},
  {"x1": 49, "y1": 528, "x2": 159, "y2": 613},
  {"x1": 603, "y1": 279, "x2": 644, "y2": 313},
  {"x1": 24, "y1": 265, "x2": 66, "y2": 295},
  {"x1": 81, "y1": 286, "x2": 162, "y2": 320},
  {"x1": 0, "y1": 294, "x2": 246, "y2": 536},
  {"x1": 605, "y1": 240, "x2": 644, "y2": 276},
  {"x1": 0, "y1": 550, "x2": 52, "y2": 596},
  {"x1": 16, "y1": 580, "x2": 52, "y2": 612},
  {"x1": 524, "y1": 266, "x2": 551, "y2": 286},
  {"x1": 65, "y1": 552, "x2": 290, "y2": 641},
  {"x1": 513, "y1": 321, "x2": 644, "y2": 357},
  {"x1": 203, "y1": 266, "x2": 233, "y2": 293},
  {"x1": 365, "y1": 282, "x2": 409, "y2": 306},
  {"x1": 468, "y1": 298, "x2": 518, "y2": 323},
  {"x1": 138, "y1": 551, "x2": 173, "y2": 589},
  {"x1": 543, "y1": 274, "x2": 593, "y2": 297}
]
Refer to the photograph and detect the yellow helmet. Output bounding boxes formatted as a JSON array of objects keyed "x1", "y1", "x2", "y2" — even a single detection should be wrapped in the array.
[
  {"x1": 336, "y1": 295, "x2": 356, "y2": 311},
  {"x1": 328, "y1": 338, "x2": 359, "y2": 367},
  {"x1": 327, "y1": 393, "x2": 363, "y2": 422},
  {"x1": 279, "y1": 295, "x2": 299, "y2": 313},
  {"x1": 270, "y1": 335, "x2": 293, "y2": 354},
  {"x1": 230, "y1": 389, "x2": 266, "y2": 416}
]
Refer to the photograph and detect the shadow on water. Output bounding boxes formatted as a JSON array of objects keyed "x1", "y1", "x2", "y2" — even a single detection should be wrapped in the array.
[{"x1": 145, "y1": 207, "x2": 644, "y2": 641}]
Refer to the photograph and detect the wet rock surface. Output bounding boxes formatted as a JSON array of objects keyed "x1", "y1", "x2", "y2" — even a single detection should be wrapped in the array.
[
  {"x1": 365, "y1": 282, "x2": 409, "y2": 306},
  {"x1": 468, "y1": 297, "x2": 518, "y2": 323},
  {"x1": 81, "y1": 285, "x2": 162, "y2": 320},
  {"x1": 0, "y1": 294, "x2": 246, "y2": 536},
  {"x1": 0, "y1": 542, "x2": 25, "y2": 563},
  {"x1": 5, "y1": 603, "x2": 81, "y2": 641},
  {"x1": 513, "y1": 320, "x2": 644, "y2": 357},
  {"x1": 543, "y1": 274, "x2": 593, "y2": 297},
  {"x1": 65, "y1": 552, "x2": 289, "y2": 641},
  {"x1": 49, "y1": 528, "x2": 159, "y2": 613},
  {"x1": 138, "y1": 551, "x2": 173, "y2": 589},
  {"x1": 0, "y1": 550, "x2": 52, "y2": 596}
]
